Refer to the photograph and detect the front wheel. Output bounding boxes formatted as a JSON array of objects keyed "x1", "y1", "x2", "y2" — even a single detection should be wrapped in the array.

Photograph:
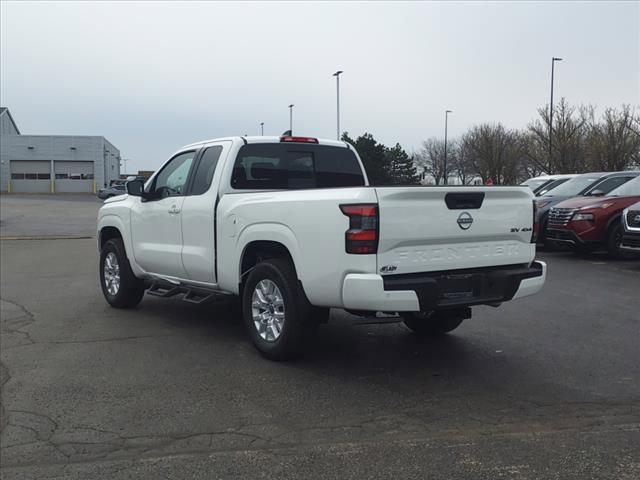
[
  {"x1": 99, "y1": 238, "x2": 146, "y2": 308},
  {"x1": 242, "y1": 258, "x2": 318, "y2": 360},
  {"x1": 402, "y1": 309, "x2": 467, "y2": 336},
  {"x1": 606, "y1": 222, "x2": 634, "y2": 259}
]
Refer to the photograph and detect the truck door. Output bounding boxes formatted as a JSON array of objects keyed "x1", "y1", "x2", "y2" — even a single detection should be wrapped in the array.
[
  {"x1": 130, "y1": 150, "x2": 197, "y2": 279},
  {"x1": 180, "y1": 141, "x2": 231, "y2": 284}
]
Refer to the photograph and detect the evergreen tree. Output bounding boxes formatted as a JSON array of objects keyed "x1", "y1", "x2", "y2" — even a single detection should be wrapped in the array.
[
  {"x1": 342, "y1": 131, "x2": 389, "y2": 185},
  {"x1": 385, "y1": 143, "x2": 420, "y2": 185}
]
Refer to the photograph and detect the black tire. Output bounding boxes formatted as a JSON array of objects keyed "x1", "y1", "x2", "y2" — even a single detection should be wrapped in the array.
[
  {"x1": 242, "y1": 258, "x2": 318, "y2": 360},
  {"x1": 606, "y1": 222, "x2": 633, "y2": 259},
  {"x1": 402, "y1": 309, "x2": 466, "y2": 336},
  {"x1": 99, "y1": 238, "x2": 145, "y2": 308}
]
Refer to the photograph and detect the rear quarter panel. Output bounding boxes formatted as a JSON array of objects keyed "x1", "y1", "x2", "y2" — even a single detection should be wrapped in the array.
[{"x1": 216, "y1": 187, "x2": 378, "y2": 306}]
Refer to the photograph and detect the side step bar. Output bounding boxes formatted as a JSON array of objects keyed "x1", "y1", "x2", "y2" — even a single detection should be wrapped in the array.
[
  {"x1": 147, "y1": 284, "x2": 181, "y2": 298},
  {"x1": 146, "y1": 281, "x2": 227, "y2": 304}
]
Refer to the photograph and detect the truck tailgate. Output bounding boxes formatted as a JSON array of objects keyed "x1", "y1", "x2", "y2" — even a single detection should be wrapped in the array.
[{"x1": 375, "y1": 187, "x2": 535, "y2": 275}]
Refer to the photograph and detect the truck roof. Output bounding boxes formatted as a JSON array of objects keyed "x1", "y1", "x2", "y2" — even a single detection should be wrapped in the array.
[{"x1": 181, "y1": 136, "x2": 350, "y2": 150}]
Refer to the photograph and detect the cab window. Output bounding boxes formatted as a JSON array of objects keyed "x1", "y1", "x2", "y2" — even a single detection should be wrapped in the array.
[
  {"x1": 230, "y1": 143, "x2": 364, "y2": 190},
  {"x1": 191, "y1": 146, "x2": 223, "y2": 195}
]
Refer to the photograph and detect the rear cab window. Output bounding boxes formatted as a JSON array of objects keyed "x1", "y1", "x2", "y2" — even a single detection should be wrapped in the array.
[{"x1": 230, "y1": 143, "x2": 365, "y2": 190}]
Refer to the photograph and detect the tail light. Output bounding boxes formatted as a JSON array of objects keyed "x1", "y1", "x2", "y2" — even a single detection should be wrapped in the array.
[
  {"x1": 340, "y1": 204, "x2": 379, "y2": 254},
  {"x1": 531, "y1": 199, "x2": 538, "y2": 243},
  {"x1": 280, "y1": 136, "x2": 318, "y2": 144}
]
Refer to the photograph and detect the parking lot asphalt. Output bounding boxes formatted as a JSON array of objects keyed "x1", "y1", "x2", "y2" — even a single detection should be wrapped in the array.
[
  {"x1": 1, "y1": 197, "x2": 639, "y2": 479},
  {"x1": 0, "y1": 194, "x2": 102, "y2": 238}
]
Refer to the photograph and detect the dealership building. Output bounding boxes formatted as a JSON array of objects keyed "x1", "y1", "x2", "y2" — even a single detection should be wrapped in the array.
[{"x1": 0, "y1": 108, "x2": 121, "y2": 193}]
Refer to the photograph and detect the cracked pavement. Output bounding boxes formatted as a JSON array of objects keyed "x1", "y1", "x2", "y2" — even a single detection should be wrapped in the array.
[{"x1": 1, "y1": 232, "x2": 639, "y2": 478}]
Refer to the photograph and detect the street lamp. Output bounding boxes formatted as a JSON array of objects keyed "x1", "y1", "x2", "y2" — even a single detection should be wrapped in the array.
[
  {"x1": 444, "y1": 110, "x2": 452, "y2": 185},
  {"x1": 121, "y1": 158, "x2": 131, "y2": 175},
  {"x1": 288, "y1": 104, "x2": 294, "y2": 133},
  {"x1": 549, "y1": 57, "x2": 563, "y2": 166},
  {"x1": 260, "y1": 122, "x2": 264, "y2": 136},
  {"x1": 333, "y1": 70, "x2": 343, "y2": 140}
]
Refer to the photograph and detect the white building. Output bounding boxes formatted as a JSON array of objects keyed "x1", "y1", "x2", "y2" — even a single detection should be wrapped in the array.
[{"x1": 0, "y1": 108, "x2": 121, "y2": 193}]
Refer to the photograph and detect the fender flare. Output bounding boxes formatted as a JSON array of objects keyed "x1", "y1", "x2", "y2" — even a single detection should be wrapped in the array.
[
  {"x1": 231, "y1": 223, "x2": 304, "y2": 293},
  {"x1": 98, "y1": 214, "x2": 145, "y2": 277}
]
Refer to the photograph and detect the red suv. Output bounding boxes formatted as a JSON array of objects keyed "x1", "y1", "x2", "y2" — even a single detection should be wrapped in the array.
[{"x1": 546, "y1": 176, "x2": 640, "y2": 258}]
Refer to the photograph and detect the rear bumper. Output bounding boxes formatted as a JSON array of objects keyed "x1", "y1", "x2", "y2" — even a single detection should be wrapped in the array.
[{"x1": 341, "y1": 261, "x2": 546, "y2": 312}]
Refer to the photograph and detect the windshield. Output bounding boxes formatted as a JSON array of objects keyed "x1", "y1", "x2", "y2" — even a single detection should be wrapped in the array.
[
  {"x1": 536, "y1": 178, "x2": 570, "y2": 196},
  {"x1": 521, "y1": 178, "x2": 551, "y2": 190},
  {"x1": 541, "y1": 175, "x2": 601, "y2": 197},
  {"x1": 607, "y1": 176, "x2": 640, "y2": 197}
]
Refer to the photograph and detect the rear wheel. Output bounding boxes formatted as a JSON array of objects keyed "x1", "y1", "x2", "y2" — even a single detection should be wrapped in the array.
[
  {"x1": 402, "y1": 309, "x2": 467, "y2": 336},
  {"x1": 242, "y1": 258, "x2": 318, "y2": 360},
  {"x1": 99, "y1": 238, "x2": 145, "y2": 308}
]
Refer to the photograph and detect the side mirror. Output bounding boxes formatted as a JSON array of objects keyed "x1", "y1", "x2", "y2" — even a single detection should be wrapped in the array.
[
  {"x1": 126, "y1": 179, "x2": 144, "y2": 197},
  {"x1": 589, "y1": 189, "x2": 605, "y2": 197}
]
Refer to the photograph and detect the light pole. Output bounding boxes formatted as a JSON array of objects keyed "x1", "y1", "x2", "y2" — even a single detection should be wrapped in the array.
[
  {"x1": 333, "y1": 70, "x2": 343, "y2": 139},
  {"x1": 444, "y1": 110, "x2": 452, "y2": 185},
  {"x1": 260, "y1": 122, "x2": 264, "y2": 136},
  {"x1": 549, "y1": 57, "x2": 562, "y2": 167},
  {"x1": 288, "y1": 104, "x2": 294, "y2": 133}
]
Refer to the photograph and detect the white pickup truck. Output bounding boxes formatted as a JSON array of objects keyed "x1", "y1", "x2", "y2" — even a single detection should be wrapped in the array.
[{"x1": 98, "y1": 135, "x2": 546, "y2": 359}]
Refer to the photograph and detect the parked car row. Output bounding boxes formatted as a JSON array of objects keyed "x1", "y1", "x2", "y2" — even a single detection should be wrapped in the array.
[{"x1": 522, "y1": 172, "x2": 640, "y2": 258}]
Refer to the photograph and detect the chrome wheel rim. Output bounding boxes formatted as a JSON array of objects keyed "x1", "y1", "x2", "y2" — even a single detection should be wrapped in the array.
[
  {"x1": 251, "y1": 279, "x2": 285, "y2": 342},
  {"x1": 103, "y1": 252, "x2": 120, "y2": 296}
]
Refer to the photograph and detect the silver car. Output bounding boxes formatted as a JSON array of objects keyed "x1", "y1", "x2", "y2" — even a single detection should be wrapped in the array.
[{"x1": 97, "y1": 184, "x2": 126, "y2": 199}]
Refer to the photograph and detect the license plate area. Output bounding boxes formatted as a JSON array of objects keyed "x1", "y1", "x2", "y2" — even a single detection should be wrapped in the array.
[{"x1": 438, "y1": 273, "x2": 478, "y2": 300}]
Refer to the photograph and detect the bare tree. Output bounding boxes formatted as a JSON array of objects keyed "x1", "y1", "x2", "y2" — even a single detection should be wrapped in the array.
[
  {"x1": 520, "y1": 133, "x2": 547, "y2": 179},
  {"x1": 464, "y1": 123, "x2": 520, "y2": 185},
  {"x1": 527, "y1": 98, "x2": 589, "y2": 174},
  {"x1": 586, "y1": 105, "x2": 640, "y2": 171},
  {"x1": 451, "y1": 137, "x2": 477, "y2": 184},
  {"x1": 415, "y1": 138, "x2": 447, "y2": 185}
]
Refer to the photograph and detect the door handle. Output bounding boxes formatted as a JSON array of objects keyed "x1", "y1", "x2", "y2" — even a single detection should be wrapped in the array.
[{"x1": 168, "y1": 205, "x2": 181, "y2": 214}]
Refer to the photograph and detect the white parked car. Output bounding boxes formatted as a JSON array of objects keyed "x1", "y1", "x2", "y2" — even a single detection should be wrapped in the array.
[
  {"x1": 97, "y1": 135, "x2": 546, "y2": 359},
  {"x1": 620, "y1": 201, "x2": 640, "y2": 254},
  {"x1": 520, "y1": 174, "x2": 577, "y2": 196}
]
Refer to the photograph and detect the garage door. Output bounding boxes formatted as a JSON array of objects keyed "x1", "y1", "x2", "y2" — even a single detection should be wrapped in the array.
[
  {"x1": 54, "y1": 161, "x2": 94, "y2": 193},
  {"x1": 10, "y1": 160, "x2": 51, "y2": 193}
]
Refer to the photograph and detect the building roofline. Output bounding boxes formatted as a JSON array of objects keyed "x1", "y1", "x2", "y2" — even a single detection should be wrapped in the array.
[
  {"x1": 6, "y1": 133, "x2": 115, "y2": 142},
  {"x1": 0, "y1": 107, "x2": 21, "y2": 134}
]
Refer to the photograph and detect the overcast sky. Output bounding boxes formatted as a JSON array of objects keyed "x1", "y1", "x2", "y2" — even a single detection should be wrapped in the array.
[{"x1": 1, "y1": 1, "x2": 638, "y2": 172}]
